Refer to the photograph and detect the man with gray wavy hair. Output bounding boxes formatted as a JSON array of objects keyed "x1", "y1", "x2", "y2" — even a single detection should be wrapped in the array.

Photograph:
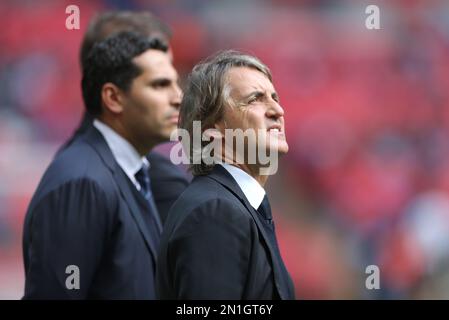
[{"x1": 157, "y1": 50, "x2": 295, "y2": 299}]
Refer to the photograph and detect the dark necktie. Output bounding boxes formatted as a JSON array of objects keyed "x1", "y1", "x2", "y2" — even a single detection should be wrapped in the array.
[
  {"x1": 135, "y1": 165, "x2": 162, "y2": 241},
  {"x1": 257, "y1": 195, "x2": 294, "y2": 299}
]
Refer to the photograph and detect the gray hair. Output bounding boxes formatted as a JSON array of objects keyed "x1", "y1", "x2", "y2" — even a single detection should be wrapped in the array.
[{"x1": 179, "y1": 50, "x2": 272, "y2": 176}]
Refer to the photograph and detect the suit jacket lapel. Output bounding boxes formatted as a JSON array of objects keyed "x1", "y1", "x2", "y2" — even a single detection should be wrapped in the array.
[
  {"x1": 113, "y1": 169, "x2": 160, "y2": 260},
  {"x1": 82, "y1": 126, "x2": 159, "y2": 261},
  {"x1": 207, "y1": 165, "x2": 291, "y2": 299}
]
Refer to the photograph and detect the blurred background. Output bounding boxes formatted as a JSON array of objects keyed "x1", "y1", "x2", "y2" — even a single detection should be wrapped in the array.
[{"x1": 1, "y1": 0, "x2": 449, "y2": 299}]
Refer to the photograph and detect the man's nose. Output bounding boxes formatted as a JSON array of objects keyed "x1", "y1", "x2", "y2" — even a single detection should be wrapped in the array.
[
  {"x1": 266, "y1": 100, "x2": 285, "y2": 119},
  {"x1": 171, "y1": 84, "x2": 182, "y2": 108}
]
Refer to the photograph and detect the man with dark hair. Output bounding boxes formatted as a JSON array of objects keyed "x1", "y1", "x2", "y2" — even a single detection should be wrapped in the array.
[
  {"x1": 63, "y1": 10, "x2": 173, "y2": 144},
  {"x1": 23, "y1": 32, "x2": 182, "y2": 299},
  {"x1": 59, "y1": 11, "x2": 189, "y2": 223}
]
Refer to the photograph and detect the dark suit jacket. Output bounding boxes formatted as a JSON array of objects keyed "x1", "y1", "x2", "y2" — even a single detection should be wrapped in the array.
[
  {"x1": 156, "y1": 165, "x2": 296, "y2": 300},
  {"x1": 23, "y1": 126, "x2": 162, "y2": 299},
  {"x1": 147, "y1": 152, "x2": 189, "y2": 225},
  {"x1": 58, "y1": 112, "x2": 190, "y2": 222}
]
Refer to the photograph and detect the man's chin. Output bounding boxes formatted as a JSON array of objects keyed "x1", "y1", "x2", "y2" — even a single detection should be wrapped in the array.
[
  {"x1": 160, "y1": 126, "x2": 178, "y2": 142},
  {"x1": 278, "y1": 143, "x2": 289, "y2": 155},
  {"x1": 267, "y1": 142, "x2": 289, "y2": 156}
]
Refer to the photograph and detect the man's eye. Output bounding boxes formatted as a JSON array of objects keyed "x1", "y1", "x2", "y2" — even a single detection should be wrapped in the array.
[
  {"x1": 151, "y1": 80, "x2": 170, "y2": 88},
  {"x1": 248, "y1": 95, "x2": 262, "y2": 104}
]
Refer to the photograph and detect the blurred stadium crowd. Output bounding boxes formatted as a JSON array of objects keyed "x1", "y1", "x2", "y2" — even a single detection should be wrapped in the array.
[{"x1": 1, "y1": 0, "x2": 449, "y2": 299}]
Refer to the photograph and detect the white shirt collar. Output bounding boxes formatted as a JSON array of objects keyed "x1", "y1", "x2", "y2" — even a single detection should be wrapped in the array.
[
  {"x1": 219, "y1": 163, "x2": 266, "y2": 210},
  {"x1": 93, "y1": 119, "x2": 149, "y2": 190}
]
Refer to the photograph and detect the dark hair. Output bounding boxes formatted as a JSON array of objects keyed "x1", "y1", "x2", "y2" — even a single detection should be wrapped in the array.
[
  {"x1": 80, "y1": 11, "x2": 172, "y2": 70},
  {"x1": 81, "y1": 31, "x2": 168, "y2": 116}
]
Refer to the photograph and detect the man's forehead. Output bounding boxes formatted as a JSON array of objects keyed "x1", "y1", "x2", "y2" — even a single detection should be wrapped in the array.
[
  {"x1": 226, "y1": 67, "x2": 273, "y2": 94},
  {"x1": 133, "y1": 49, "x2": 177, "y2": 78}
]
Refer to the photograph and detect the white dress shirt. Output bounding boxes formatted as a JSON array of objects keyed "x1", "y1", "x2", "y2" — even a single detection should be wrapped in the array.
[
  {"x1": 93, "y1": 119, "x2": 149, "y2": 191},
  {"x1": 219, "y1": 163, "x2": 266, "y2": 210}
]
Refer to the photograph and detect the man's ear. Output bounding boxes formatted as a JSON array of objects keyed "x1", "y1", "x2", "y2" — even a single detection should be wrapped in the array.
[{"x1": 101, "y1": 82, "x2": 125, "y2": 114}]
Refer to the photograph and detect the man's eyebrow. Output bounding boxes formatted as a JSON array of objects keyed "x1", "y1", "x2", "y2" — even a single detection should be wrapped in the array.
[
  {"x1": 241, "y1": 90, "x2": 279, "y2": 101},
  {"x1": 242, "y1": 90, "x2": 265, "y2": 100},
  {"x1": 149, "y1": 77, "x2": 173, "y2": 86}
]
